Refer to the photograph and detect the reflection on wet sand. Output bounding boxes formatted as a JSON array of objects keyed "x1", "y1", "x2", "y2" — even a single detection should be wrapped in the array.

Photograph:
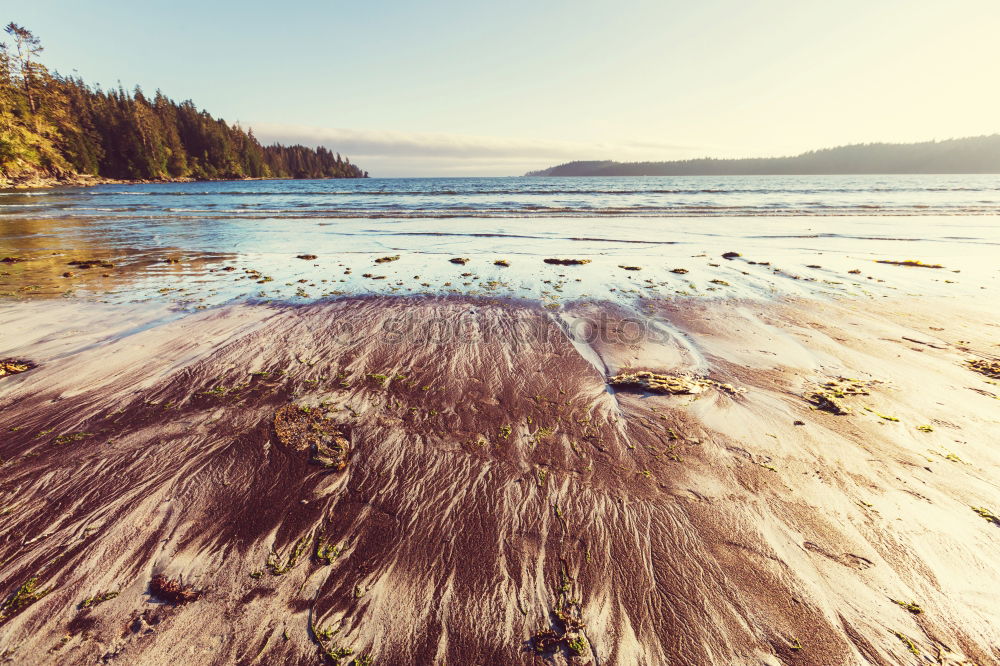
[
  {"x1": 2, "y1": 210, "x2": 997, "y2": 312},
  {"x1": 0, "y1": 215, "x2": 234, "y2": 302}
]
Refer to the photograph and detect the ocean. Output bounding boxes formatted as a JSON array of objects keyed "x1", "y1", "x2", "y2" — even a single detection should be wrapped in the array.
[
  {"x1": 1, "y1": 175, "x2": 998, "y2": 307},
  {"x1": 6, "y1": 174, "x2": 1000, "y2": 221}
]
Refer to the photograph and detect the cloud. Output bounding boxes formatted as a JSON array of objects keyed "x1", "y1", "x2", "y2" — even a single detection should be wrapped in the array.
[{"x1": 249, "y1": 123, "x2": 698, "y2": 177}]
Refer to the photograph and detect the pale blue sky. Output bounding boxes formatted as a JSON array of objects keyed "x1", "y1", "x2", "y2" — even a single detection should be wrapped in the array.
[{"x1": 12, "y1": 1, "x2": 1000, "y2": 175}]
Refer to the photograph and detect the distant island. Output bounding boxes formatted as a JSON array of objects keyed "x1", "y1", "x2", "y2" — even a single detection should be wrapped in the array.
[
  {"x1": 0, "y1": 23, "x2": 366, "y2": 188},
  {"x1": 526, "y1": 134, "x2": 1000, "y2": 177}
]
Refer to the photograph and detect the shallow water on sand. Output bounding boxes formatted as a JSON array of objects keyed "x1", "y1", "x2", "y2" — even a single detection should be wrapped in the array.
[{"x1": 1, "y1": 176, "x2": 998, "y2": 307}]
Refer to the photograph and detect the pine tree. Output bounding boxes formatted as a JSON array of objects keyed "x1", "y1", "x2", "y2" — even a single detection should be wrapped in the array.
[
  {"x1": 4, "y1": 23, "x2": 43, "y2": 114},
  {"x1": 0, "y1": 24, "x2": 366, "y2": 184}
]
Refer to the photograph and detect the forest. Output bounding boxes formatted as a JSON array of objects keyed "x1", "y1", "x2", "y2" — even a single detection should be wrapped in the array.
[
  {"x1": 0, "y1": 23, "x2": 366, "y2": 186},
  {"x1": 527, "y1": 135, "x2": 1000, "y2": 176}
]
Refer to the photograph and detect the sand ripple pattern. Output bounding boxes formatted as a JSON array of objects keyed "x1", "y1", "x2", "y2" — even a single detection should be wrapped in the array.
[{"x1": 0, "y1": 297, "x2": 997, "y2": 664}]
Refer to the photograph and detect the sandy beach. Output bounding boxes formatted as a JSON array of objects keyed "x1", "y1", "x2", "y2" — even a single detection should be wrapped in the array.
[
  {"x1": 1, "y1": 261, "x2": 999, "y2": 664},
  {"x1": 2, "y1": 178, "x2": 1000, "y2": 664},
  {"x1": 4, "y1": 2, "x2": 1000, "y2": 661}
]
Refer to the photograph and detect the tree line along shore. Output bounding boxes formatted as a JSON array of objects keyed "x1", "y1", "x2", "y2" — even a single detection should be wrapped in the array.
[{"x1": 0, "y1": 23, "x2": 366, "y2": 188}]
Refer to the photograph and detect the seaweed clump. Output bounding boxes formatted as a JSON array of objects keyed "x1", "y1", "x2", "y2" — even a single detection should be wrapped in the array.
[
  {"x1": 893, "y1": 631, "x2": 921, "y2": 657},
  {"x1": 875, "y1": 259, "x2": 943, "y2": 269},
  {"x1": 971, "y1": 506, "x2": 999, "y2": 525},
  {"x1": 531, "y1": 567, "x2": 589, "y2": 657},
  {"x1": 68, "y1": 259, "x2": 114, "y2": 269},
  {"x1": 296, "y1": 254, "x2": 318, "y2": 260},
  {"x1": 544, "y1": 258, "x2": 591, "y2": 265},
  {"x1": 966, "y1": 359, "x2": 1000, "y2": 379},
  {"x1": 266, "y1": 535, "x2": 309, "y2": 575},
  {"x1": 311, "y1": 614, "x2": 371, "y2": 665},
  {"x1": 150, "y1": 575, "x2": 201, "y2": 604},
  {"x1": 0, "y1": 358, "x2": 36, "y2": 378},
  {"x1": 532, "y1": 615, "x2": 587, "y2": 657},
  {"x1": 79, "y1": 591, "x2": 119, "y2": 609},
  {"x1": 449, "y1": 257, "x2": 469, "y2": 265},
  {"x1": 806, "y1": 378, "x2": 870, "y2": 415},
  {"x1": 314, "y1": 537, "x2": 342, "y2": 565},
  {"x1": 0, "y1": 577, "x2": 51, "y2": 625},
  {"x1": 890, "y1": 599, "x2": 923, "y2": 614},
  {"x1": 609, "y1": 371, "x2": 707, "y2": 395},
  {"x1": 273, "y1": 404, "x2": 351, "y2": 470}
]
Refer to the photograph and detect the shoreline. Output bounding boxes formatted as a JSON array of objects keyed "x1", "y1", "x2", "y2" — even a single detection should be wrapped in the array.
[
  {"x1": 2, "y1": 235, "x2": 992, "y2": 312},
  {"x1": 1, "y1": 293, "x2": 998, "y2": 664},
  {"x1": 0, "y1": 174, "x2": 367, "y2": 191}
]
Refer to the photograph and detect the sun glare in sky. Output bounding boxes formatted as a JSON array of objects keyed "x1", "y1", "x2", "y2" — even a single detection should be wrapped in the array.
[{"x1": 16, "y1": 0, "x2": 1000, "y2": 175}]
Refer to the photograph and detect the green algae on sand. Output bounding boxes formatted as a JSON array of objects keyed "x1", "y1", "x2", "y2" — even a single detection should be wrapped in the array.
[
  {"x1": 806, "y1": 378, "x2": 870, "y2": 415},
  {"x1": 875, "y1": 259, "x2": 944, "y2": 269}
]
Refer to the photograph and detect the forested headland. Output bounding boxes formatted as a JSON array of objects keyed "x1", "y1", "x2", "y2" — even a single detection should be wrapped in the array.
[
  {"x1": 0, "y1": 23, "x2": 366, "y2": 188},
  {"x1": 526, "y1": 135, "x2": 1000, "y2": 176}
]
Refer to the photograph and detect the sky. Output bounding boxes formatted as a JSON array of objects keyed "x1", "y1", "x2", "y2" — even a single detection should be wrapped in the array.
[{"x1": 11, "y1": 0, "x2": 1000, "y2": 176}]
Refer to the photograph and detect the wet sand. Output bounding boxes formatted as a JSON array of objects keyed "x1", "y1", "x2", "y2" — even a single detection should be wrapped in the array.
[
  {"x1": 3, "y1": 178, "x2": 1000, "y2": 665},
  {"x1": 1, "y1": 288, "x2": 998, "y2": 665}
]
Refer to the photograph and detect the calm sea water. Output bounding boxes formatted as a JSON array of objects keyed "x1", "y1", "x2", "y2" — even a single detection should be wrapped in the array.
[
  {"x1": 5, "y1": 174, "x2": 1000, "y2": 221},
  {"x1": 1, "y1": 175, "x2": 997, "y2": 307}
]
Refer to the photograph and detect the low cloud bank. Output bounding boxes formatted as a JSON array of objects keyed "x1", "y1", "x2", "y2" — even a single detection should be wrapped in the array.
[{"x1": 250, "y1": 123, "x2": 696, "y2": 176}]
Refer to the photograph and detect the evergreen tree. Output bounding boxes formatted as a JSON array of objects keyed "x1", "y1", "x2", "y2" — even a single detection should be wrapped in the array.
[
  {"x1": 0, "y1": 24, "x2": 366, "y2": 184},
  {"x1": 4, "y1": 23, "x2": 43, "y2": 114}
]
